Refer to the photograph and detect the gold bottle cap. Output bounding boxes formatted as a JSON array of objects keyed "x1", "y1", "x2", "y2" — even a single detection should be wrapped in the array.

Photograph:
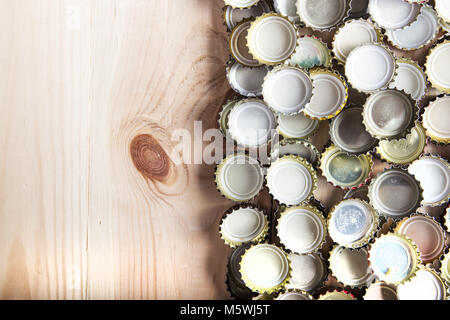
[
  {"x1": 435, "y1": 0, "x2": 450, "y2": 22},
  {"x1": 224, "y1": 1, "x2": 272, "y2": 31},
  {"x1": 408, "y1": 155, "x2": 450, "y2": 206},
  {"x1": 275, "y1": 289, "x2": 313, "y2": 300},
  {"x1": 262, "y1": 65, "x2": 313, "y2": 115},
  {"x1": 218, "y1": 97, "x2": 240, "y2": 137},
  {"x1": 397, "y1": 268, "x2": 447, "y2": 300},
  {"x1": 346, "y1": 43, "x2": 396, "y2": 93},
  {"x1": 328, "y1": 199, "x2": 379, "y2": 248},
  {"x1": 426, "y1": 40, "x2": 450, "y2": 94},
  {"x1": 226, "y1": 60, "x2": 269, "y2": 98},
  {"x1": 363, "y1": 89, "x2": 417, "y2": 140},
  {"x1": 376, "y1": 122, "x2": 426, "y2": 165},
  {"x1": 225, "y1": 0, "x2": 261, "y2": 9},
  {"x1": 277, "y1": 111, "x2": 319, "y2": 139},
  {"x1": 296, "y1": 0, "x2": 351, "y2": 30},
  {"x1": 215, "y1": 153, "x2": 265, "y2": 202},
  {"x1": 368, "y1": 0, "x2": 421, "y2": 29},
  {"x1": 320, "y1": 145, "x2": 372, "y2": 190},
  {"x1": 329, "y1": 246, "x2": 374, "y2": 288},
  {"x1": 285, "y1": 253, "x2": 326, "y2": 292},
  {"x1": 267, "y1": 155, "x2": 317, "y2": 206},
  {"x1": 240, "y1": 243, "x2": 291, "y2": 294},
  {"x1": 332, "y1": 19, "x2": 381, "y2": 64},
  {"x1": 287, "y1": 35, "x2": 332, "y2": 69},
  {"x1": 318, "y1": 290, "x2": 356, "y2": 300},
  {"x1": 220, "y1": 205, "x2": 269, "y2": 248},
  {"x1": 303, "y1": 68, "x2": 348, "y2": 120},
  {"x1": 395, "y1": 214, "x2": 446, "y2": 263},
  {"x1": 363, "y1": 281, "x2": 398, "y2": 300},
  {"x1": 368, "y1": 233, "x2": 420, "y2": 285},
  {"x1": 441, "y1": 251, "x2": 450, "y2": 285},
  {"x1": 247, "y1": 13, "x2": 298, "y2": 65},
  {"x1": 385, "y1": 5, "x2": 439, "y2": 51},
  {"x1": 277, "y1": 204, "x2": 327, "y2": 254},
  {"x1": 270, "y1": 138, "x2": 320, "y2": 167},
  {"x1": 274, "y1": 0, "x2": 301, "y2": 25},
  {"x1": 389, "y1": 58, "x2": 427, "y2": 101},
  {"x1": 368, "y1": 168, "x2": 422, "y2": 220},
  {"x1": 230, "y1": 20, "x2": 263, "y2": 67},
  {"x1": 422, "y1": 95, "x2": 450, "y2": 144}
]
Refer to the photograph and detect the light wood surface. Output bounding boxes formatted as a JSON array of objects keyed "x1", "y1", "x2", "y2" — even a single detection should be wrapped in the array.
[{"x1": 0, "y1": 0, "x2": 448, "y2": 300}]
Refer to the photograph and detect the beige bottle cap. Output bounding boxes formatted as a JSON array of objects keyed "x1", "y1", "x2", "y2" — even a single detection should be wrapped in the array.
[
  {"x1": 330, "y1": 106, "x2": 378, "y2": 154},
  {"x1": 426, "y1": 41, "x2": 450, "y2": 93},
  {"x1": 376, "y1": 122, "x2": 426, "y2": 165},
  {"x1": 345, "y1": 44, "x2": 396, "y2": 93},
  {"x1": 318, "y1": 290, "x2": 356, "y2": 300},
  {"x1": 228, "y1": 99, "x2": 276, "y2": 148},
  {"x1": 275, "y1": 290, "x2": 312, "y2": 300},
  {"x1": 225, "y1": 0, "x2": 260, "y2": 9},
  {"x1": 422, "y1": 95, "x2": 450, "y2": 144},
  {"x1": 368, "y1": 0, "x2": 420, "y2": 29},
  {"x1": 286, "y1": 253, "x2": 325, "y2": 291},
  {"x1": 363, "y1": 89, "x2": 416, "y2": 140},
  {"x1": 304, "y1": 68, "x2": 348, "y2": 120},
  {"x1": 270, "y1": 139, "x2": 320, "y2": 166},
  {"x1": 215, "y1": 154, "x2": 264, "y2": 202},
  {"x1": 328, "y1": 199, "x2": 378, "y2": 248},
  {"x1": 332, "y1": 19, "x2": 381, "y2": 64},
  {"x1": 224, "y1": 1, "x2": 272, "y2": 30},
  {"x1": 329, "y1": 246, "x2": 374, "y2": 287},
  {"x1": 441, "y1": 252, "x2": 450, "y2": 285},
  {"x1": 277, "y1": 111, "x2": 319, "y2": 139},
  {"x1": 226, "y1": 60, "x2": 268, "y2": 98},
  {"x1": 386, "y1": 5, "x2": 439, "y2": 50},
  {"x1": 369, "y1": 168, "x2": 422, "y2": 219},
  {"x1": 263, "y1": 65, "x2": 313, "y2": 115},
  {"x1": 274, "y1": 0, "x2": 301, "y2": 24},
  {"x1": 397, "y1": 269, "x2": 447, "y2": 300},
  {"x1": 240, "y1": 243, "x2": 290, "y2": 293},
  {"x1": 287, "y1": 36, "x2": 332, "y2": 69},
  {"x1": 363, "y1": 282, "x2": 398, "y2": 300},
  {"x1": 296, "y1": 0, "x2": 351, "y2": 30},
  {"x1": 395, "y1": 215, "x2": 446, "y2": 263},
  {"x1": 436, "y1": 0, "x2": 450, "y2": 22},
  {"x1": 230, "y1": 20, "x2": 262, "y2": 67},
  {"x1": 247, "y1": 13, "x2": 298, "y2": 65},
  {"x1": 267, "y1": 155, "x2": 317, "y2": 206},
  {"x1": 221, "y1": 206, "x2": 268, "y2": 247},
  {"x1": 389, "y1": 58, "x2": 427, "y2": 101},
  {"x1": 408, "y1": 155, "x2": 450, "y2": 206},
  {"x1": 277, "y1": 205, "x2": 326, "y2": 254}
]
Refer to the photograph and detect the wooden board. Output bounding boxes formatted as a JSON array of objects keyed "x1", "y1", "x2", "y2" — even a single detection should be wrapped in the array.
[{"x1": 0, "y1": 0, "x2": 448, "y2": 300}]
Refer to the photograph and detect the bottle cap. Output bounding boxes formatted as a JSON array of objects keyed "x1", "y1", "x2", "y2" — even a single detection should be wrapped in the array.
[
  {"x1": 247, "y1": 13, "x2": 298, "y2": 65},
  {"x1": 277, "y1": 111, "x2": 319, "y2": 139},
  {"x1": 376, "y1": 122, "x2": 426, "y2": 165},
  {"x1": 224, "y1": 1, "x2": 272, "y2": 31},
  {"x1": 262, "y1": 65, "x2": 313, "y2": 115},
  {"x1": 435, "y1": 0, "x2": 450, "y2": 22},
  {"x1": 226, "y1": 60, "x2": 269, "y2": 97},
  {"x1": 215, "y1": 154, "x2": 265, "y2": 202},
  {"x1": 228, "y1": 244, "x2": 253, "y2": 289},
  {"x1": 368, "y1": 0, "x2": 420, "y2": 29},
  {"x1": 368, "y1": 168, "x2": 422, "y2": 219},
  {"x1": 230, "y1": 20, "x2": 263, "y2": 67},
  {"x1": 330, "y1": 106, "x2": 378, "y2": 154},
  {"x1": 303, "y1": 68, "x2": 348, "y2": 120},
  {"x1": 426, "y1": 40, "x2": 450, "y2": 93},
  {"x1": 218, "y1": 98, "x2": 240, "y2": 137},
  {"x1": 318, "y1": 290, "x2": 356, "y2": 300},
  {"x1": 240, "y1": 243, "x2": 291, "y2": 293},
  {"x1": 344, "y1": 185, "x2": 370, "y2": 203},
  {"x1": 385, "y1": 5, "x2": 439, "y2": 51},
  {"x1": 441, "y1": 251, "x2": 450, "y2": 285},
  {"x1": 286, "y1": 253, "x2": 326, "y2": 292},
  {"x1": 422, "y1": 95, "x2": 450, "y2": 144},
  {"x1": 345, "y1": 43, "x2": 396, "y2": 93},
  {"x1": 275, "y1": 290, "x2": 313, "y2": 300},
  {"x1": 286, "y1": 36, "x2": 332, "y2": 69},
  {"x1": 274, "y1": 0, "x2": 301, "y2": 25},
  {"x1": 225, "y1": 0, "x2": 261, "y2": 9},
  {"x1": 228, "y1": 98, "x2": 276, "y2": 148},
  {"x1": 397, "y1": 268, "x2": 447, "y2": 300},
  {"x1": 363, "y1": 89, "x2": 416, "y2": 140},
  {"x1": 408, "y1": 155, "x2": 450, "y2": 206},
  {"x1": 320, "y1": 145, "x2": 372, "y2": 190},
  {"x1": 220, "y1": 205, "x2": 269, "y2": 247},
  {"x1": 363, "y1": 282, "x2": 398, "y2": 300},
  {"x1": 277, "y1": 204, "x2": 327, "y2": 254},
  {"x1": 389, "y1": 58, "x2": 427, "y2": 101},
  {"x1": 270, "y1": 138, "x2": 320, "y2": 167},
  {"x1": 395, "y1": 214, "x2": 446, "y2": 263},
  {"x1": 296, "y1": 0, "x2": 351, "y2": 30},
  {"x1": 332, "y1": 19, "x2": 381, "y2": 64},
  {"x1": 329, "y1": 246, "x2": 374, "y2": 287},
  {"x1": 267, "y1": 155, "x2": 317, "y2": 206},
  {"x1": 328, "y1": 199, "x2": 379, "y2": 248},
  {"x1": 368, "y1": 233, "x2": 420, "y2": 284}
]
